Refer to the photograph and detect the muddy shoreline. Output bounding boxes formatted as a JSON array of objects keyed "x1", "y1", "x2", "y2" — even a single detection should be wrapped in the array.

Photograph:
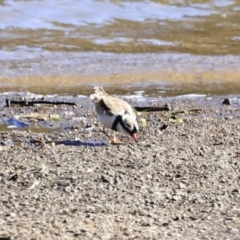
[
  {"x1": 1, "y1": 53, "x2": 240, "y2": 98},
  {"x1": 1, "y1": 93, "x2": 240, "y2": 239}
]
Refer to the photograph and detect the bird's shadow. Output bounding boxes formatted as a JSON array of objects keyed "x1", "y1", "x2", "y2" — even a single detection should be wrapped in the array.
[{"x1": 53, "y1": 139, "x2": 109, "y2": 147}]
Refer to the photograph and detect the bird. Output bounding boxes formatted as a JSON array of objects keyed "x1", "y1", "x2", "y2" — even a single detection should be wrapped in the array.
[{"x1": 90, "y1": 86, "x2": 139, "y2": 144}]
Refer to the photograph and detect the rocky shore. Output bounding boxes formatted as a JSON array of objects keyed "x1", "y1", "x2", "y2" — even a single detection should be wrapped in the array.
[{"x1": 0, "y1": 94, "x2": 240, "y2": 239}]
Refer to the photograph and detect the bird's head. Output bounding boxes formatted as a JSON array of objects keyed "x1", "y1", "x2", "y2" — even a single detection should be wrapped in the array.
[{"x1": 121, "y1": 115, "x2": 139, "y2": 142}]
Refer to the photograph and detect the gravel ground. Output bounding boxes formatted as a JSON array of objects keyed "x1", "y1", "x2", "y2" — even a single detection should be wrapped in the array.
[{"x1": 0, "y1": 94, "x2": 240, "y2": 239}]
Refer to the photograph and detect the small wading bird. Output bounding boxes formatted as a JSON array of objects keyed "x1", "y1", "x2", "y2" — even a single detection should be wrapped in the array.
[{"x1": 90, "y1": 87, "x2": 139, "y2": 144}]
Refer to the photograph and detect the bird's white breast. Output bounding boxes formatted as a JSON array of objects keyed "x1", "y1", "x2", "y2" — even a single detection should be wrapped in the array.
[{"x1": 98, "y1": 112, "x2": 117, "y2": 129}]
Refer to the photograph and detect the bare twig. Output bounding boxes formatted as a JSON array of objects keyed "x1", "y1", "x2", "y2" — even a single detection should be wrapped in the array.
[
  {"x1": 134, "y1": 106, "x2": 171, "y2": 112},
  {"x1": 5, "y1": 99, "x2": 77, "y2": 107}
]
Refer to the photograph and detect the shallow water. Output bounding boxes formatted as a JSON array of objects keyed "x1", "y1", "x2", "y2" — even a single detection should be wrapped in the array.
[
  {"x1": 1, "y1": 0, "x2": 240, "y2": 55},
  {"x1": 1, "y1": 0, "x2": 240, "y2": 96},
  {"x1": 0, "y1": 123, "x2": 61, "y2": 133}
]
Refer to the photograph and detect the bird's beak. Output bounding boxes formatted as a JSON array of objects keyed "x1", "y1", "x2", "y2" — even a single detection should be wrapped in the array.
[{"x1": 131, "y1": 133, "x2": 137, "y2": 142}]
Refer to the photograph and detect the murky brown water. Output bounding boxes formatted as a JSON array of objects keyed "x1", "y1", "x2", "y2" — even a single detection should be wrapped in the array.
[{"x1": 1, "y1": 0, "x2": 240, "y2": 97}]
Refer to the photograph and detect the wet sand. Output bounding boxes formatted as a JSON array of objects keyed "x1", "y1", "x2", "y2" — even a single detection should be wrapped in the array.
[
  {"x1": 1, "y1": 94, "x2": 240, "y2": 239},
  {"x1": 1, "y1": 52, "x2": 240, "y2": 97}
]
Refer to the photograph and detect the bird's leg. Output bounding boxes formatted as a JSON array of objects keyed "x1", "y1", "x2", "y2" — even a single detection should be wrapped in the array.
[
  {"x1": 101, "y1": 128, "x2": 122, "y2": 144},
  {"x1": 111, "y1": 131, "x2": 122, "y2": 144},
  {"x1": 111, "y1": 131, "x2": 123, "y2": 144},
  {"x1": 101, "y1": 127, "x2": 112, "y2": 140}
]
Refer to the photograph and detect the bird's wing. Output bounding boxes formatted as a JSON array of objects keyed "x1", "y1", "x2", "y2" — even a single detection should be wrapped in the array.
[{"x1": 102, "y1": 96, "x2": 135, "y2": 117}]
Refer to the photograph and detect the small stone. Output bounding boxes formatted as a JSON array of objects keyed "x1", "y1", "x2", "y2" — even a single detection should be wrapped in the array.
[
  {"x1": 179, "y1": 183, "x2": 186, "y2": 189},
  {"x1": 222, "y1": 98, "x2": 231, "y2": 105},
  {"x1": 0, "y1": 231, "x2": 11, "y2": 240}
]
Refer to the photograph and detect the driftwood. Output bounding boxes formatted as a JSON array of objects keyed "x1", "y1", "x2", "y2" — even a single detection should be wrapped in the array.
[
  {"x1": 5, "y1": 99, "x2": 77, "y2": 107},
  {"x1": 134, "y1": 106, "x2": 202, "y2": 114},
  {"x1": 134, "y1": 106, "x2": 171, "y2": 112}
]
